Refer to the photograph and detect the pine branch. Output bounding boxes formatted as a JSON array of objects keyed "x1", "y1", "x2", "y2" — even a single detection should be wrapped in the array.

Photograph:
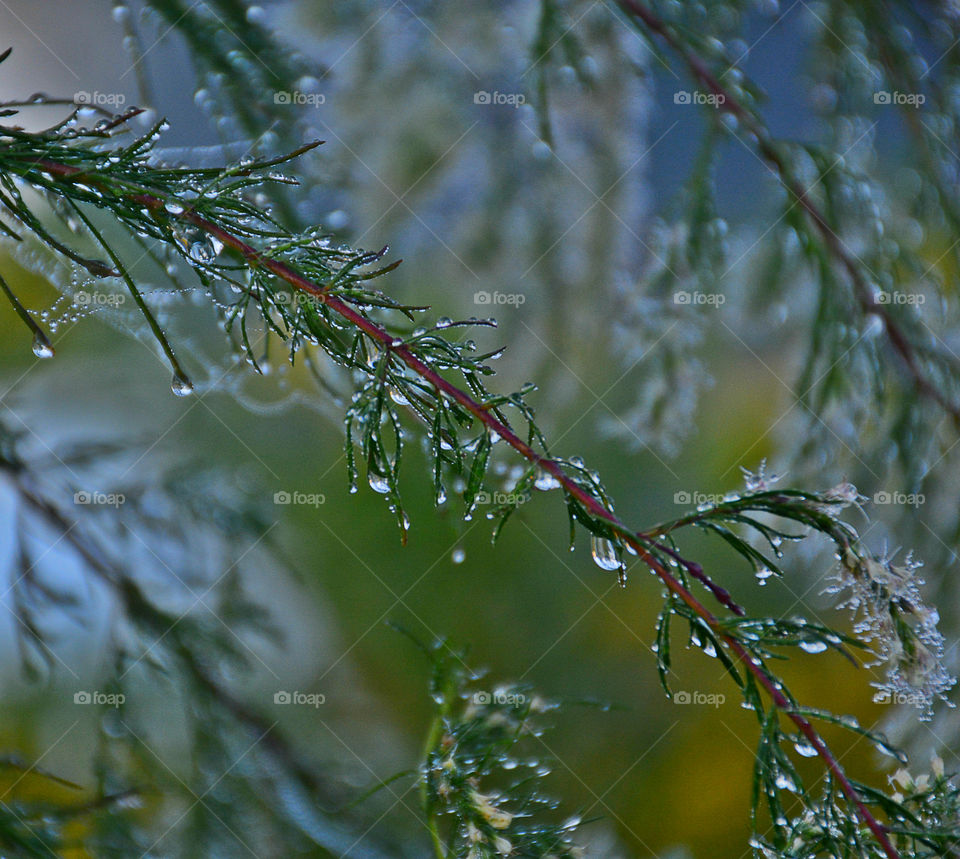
[{"x1": 1, "y1": 82, "x2": 956, "y2": 855}]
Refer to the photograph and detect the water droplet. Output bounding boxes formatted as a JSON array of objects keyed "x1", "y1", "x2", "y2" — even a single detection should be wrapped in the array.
[
  {"x1": 368, "y1": 472, "x2": 390, "y2": 494},
  {"x1": 534, "y1": 469, "x2": 561, "y2": 491},
  {"x1": 31, "y1": 332, "x2": 55, "y2": 359},
  {"x1": 436, "y1": 488, "x2": 447, "y2": 505},
  {"x1": 171, "y1": 373, "x2": 194, "y2": 397},
  {"x1": 793, "y1": 740, "x2": 818, "y2": 758},
  {"x1": 388, "y1": 386, "x2": 409, "y2": 406},
  {"x1": 165, "y1": 201, "x2": 185, "y2": 215},
  {"x1": 452, "y1": 548, "x2": 465, "y2": 564},
  {"x1": 590, "y1": 535, "x2": 622, "y2": 571},
  {"x1": 755, "y1": 568, "x2": 774, "y2": 586},
  {"x1": 799, "y1": 640, "x2": 828, "y2": 654},
  {"x1": 774, "y1": 773, "x2": 798, "y2": 792}
]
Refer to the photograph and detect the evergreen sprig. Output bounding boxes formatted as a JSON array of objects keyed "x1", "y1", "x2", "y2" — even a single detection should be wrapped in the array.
[{"x1": 0, "y1": 28, "x2": 957, "y2": 858}]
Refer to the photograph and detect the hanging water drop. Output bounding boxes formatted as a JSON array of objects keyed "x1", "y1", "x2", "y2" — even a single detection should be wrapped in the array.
[
  {"x1": 452, "y1": 548, "x2": 465, "y2": 564},
  {"x1": 590, "y1": 535, "x2": 621, "y2": 571},
  {"x1": 799, "y1": 640, "x2": 828, "y2": 654},
  {"x1": 368, "y1": 472, "x2": 390, "y2": 494},
  {"x1": 774, "y1": 773, "x2": 798, "y2": 793},
  {"x1": 171, "y1": 373, "x2": 194, "y2": 397},
  {"x1": 793, "y1": 740, "x2": 818, "y2": 758},
  {"x1": 388, "y1": 386, "x2": 409, "y2": 406},
  {"x1": 31, "y1": 332, "x2": 55, "y2": 359}
]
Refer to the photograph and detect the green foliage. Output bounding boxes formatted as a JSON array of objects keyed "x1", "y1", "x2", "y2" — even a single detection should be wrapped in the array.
[
  {"x1": 415, "y1": 635, "x2": 587, "y2": 858},
  {"x1": 0, "y1": 2, "x2": 959, "y2": 857}
]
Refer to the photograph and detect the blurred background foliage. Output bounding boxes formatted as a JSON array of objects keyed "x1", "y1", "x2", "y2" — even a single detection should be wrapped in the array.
[{"x1": 0, "y1": 0, "x2": 958, "y2": 856}]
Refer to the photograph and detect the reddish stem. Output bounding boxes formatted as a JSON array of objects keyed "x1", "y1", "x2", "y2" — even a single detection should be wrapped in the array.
[
  {"x1": 28, "y1": 162, "x2": 898, "y2": 858},
  {"x1": 173, "y1": 201, "x2": 897, "y2": 858},
  {"x1": 617, "y1": 0, "x2": 960, "y2": 432}
]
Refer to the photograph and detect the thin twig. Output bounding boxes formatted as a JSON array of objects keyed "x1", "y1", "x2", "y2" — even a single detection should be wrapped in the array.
[
  {"x1": 20, "y1": 155, "x2": 902, "y2": 859},
  {"x1": 617, "y1": 0, "x2": 960, "y2": 432}
]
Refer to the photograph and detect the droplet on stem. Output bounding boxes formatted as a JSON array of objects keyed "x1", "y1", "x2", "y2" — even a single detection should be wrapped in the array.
[
  {"x1": 31, "y1": 331, "x2": 55, "y2": 359},
  {"x1": 368, "y1": 472, "x2": 390, "y2": 494},
  {"x1": 590, "y1": 535, "x2": 622, "y2": 571},
  {"x1": 171, "y1": 373, "x2": 195, "y2": 397}
]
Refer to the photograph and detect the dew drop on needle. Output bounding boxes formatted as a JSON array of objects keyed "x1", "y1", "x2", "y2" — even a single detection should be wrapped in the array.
[
  {"x1": 367, "y1": 472, "x2": 390, "y2": 494},
  {"x1": 171, "y1": 373, "x2": 194, "y2": 397},
  {"x1": 31, "y1": 332, "x2": 55, "y2": 359},
  {"x1": 590, "y1": 535, "x2": 621, "y2": 571}
]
